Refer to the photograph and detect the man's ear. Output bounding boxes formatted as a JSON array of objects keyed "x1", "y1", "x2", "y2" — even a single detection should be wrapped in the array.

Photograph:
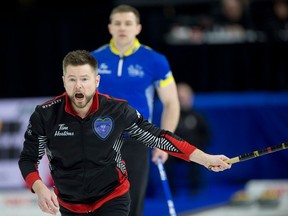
[
  {"x1": 136, "y1": 24, "x2": 142, "y2": 35},
  {"x1": 62, "y1": 76, "x2": 65, "y2": 87},
  {"x1": 96, "y1": 75, "x2": 101, "y2": 88},
  {"x1": 108, "y1": 24, "x2": 112, "y2": 34}
]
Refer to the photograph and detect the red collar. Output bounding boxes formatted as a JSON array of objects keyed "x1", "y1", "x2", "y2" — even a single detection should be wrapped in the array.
[{"x1": 64, "y1": 91, "x2": 99, "y2": 118}]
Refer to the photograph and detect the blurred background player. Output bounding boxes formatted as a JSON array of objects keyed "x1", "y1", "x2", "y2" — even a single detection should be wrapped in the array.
[
  {"x1": 91, "y1": 5, "x2": 180, "y2": 216},
  {"x1": 166, "y1": 82, "x2": 211, "y2": 195}
]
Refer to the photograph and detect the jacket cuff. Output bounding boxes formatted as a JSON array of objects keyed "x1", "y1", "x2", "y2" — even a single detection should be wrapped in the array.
[{"x1": 25, "y1": 172, "x2": 41, "y2": 192}]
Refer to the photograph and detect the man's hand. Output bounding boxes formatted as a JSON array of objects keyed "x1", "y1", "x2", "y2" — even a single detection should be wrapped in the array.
[
  {"x1": 32, "y1": 180, "x2": 59, "y2": 215},
  {"x1": 152, "y1": 148, "x2": 168, "y2": 164},
  {"x1": 189, "y1": 149, "x2": 231, "y2": 172}
]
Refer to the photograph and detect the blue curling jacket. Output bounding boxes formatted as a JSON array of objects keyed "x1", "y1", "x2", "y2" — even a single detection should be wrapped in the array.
[{"x1": 91, "y1": 38, "x2": 175, "y2": 122}]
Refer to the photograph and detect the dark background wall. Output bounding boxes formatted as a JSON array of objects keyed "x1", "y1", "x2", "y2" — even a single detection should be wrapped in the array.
[
  {"x1": 1, "y1": 0, "x2": 112, "y2": 98},
  {"x1": 1, "y1": 0, "x2": 288, "y2": 98}
]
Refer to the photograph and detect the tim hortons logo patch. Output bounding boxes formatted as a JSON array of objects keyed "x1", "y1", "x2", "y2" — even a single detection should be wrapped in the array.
[{"x1": 93, "y1": 116, "x2": 114, "y2": 140}]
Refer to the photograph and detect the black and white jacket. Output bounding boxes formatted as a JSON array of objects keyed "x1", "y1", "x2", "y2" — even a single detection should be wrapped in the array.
[{"x1": 18, "y1": 90, "x2": 196, "y2": 213}]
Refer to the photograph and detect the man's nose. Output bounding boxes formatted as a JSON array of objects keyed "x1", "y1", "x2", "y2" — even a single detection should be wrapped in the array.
[{"x1": 75, "y1": 80, "x2": 82, "y2": 89}]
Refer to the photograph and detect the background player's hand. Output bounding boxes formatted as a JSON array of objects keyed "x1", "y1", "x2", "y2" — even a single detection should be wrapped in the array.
[{"x1": 152, "y1": 148, "x2": 168, "y2": 164}]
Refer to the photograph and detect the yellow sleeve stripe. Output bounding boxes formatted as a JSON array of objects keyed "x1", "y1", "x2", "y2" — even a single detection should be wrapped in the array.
[{"x1": 159, "y1": 75, "x2": 175, "y2": 87}]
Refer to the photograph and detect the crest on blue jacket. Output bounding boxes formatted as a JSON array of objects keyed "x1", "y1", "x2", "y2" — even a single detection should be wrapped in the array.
[{"x1": 93, "y1": 116, "x2": 114, "y2": 140}]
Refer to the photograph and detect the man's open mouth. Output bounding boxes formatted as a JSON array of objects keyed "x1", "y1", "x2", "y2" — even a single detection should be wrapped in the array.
[{"x1": 75, "y1": 93, "x2": 84, "y2": 99}]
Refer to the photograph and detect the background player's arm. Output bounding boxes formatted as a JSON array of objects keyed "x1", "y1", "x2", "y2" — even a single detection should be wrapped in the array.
[{"x1": 152, "y1": 80, "x2": 180, "y2": 164}]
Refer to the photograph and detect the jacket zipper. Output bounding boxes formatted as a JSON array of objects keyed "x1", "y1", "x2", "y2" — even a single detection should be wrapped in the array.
[{"x1": 117, "y1": 56, "x2": 124, "y2": 77}]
